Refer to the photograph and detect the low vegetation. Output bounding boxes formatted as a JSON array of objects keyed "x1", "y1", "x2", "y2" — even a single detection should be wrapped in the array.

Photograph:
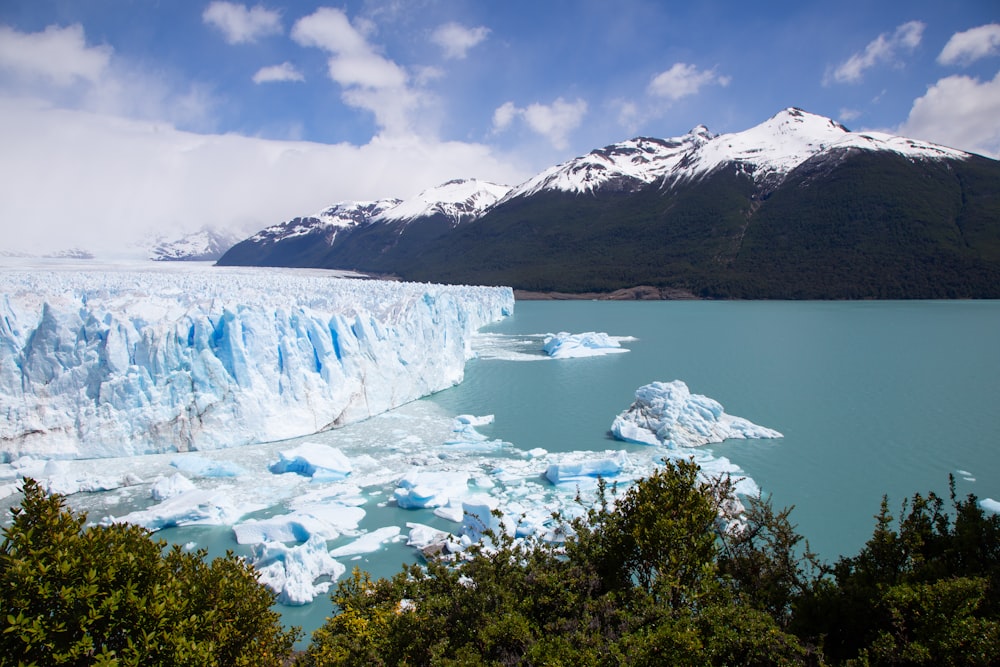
[{"x1": 3, "y1": 461, "x2": 999, "y2": 666}]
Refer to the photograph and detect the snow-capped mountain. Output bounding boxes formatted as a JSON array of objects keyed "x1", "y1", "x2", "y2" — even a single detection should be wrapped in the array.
[
  {"x1": 377, "y1": 179, "x2": 512, "y2": 226},
  {"x1": 219, "y1": 108, "x2": 1000, "y2": 299},
  {"x1": 220, "y1": 179, "x2": 510, "y2": 269},
  {"x1": 247, "y1": 199, "x2": 402, "y2": 247},
  {"x1": 502, "y1": 108, "x2": 971, "y2": 202},
  {"x1": 505, "y1": 128, "x2": 714, "y2": 199},
  {"x1": 149, "y1": 228, "x2": 245, "y2": 261}
]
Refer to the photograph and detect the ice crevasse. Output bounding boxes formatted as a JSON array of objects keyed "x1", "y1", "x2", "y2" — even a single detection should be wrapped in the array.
[{"x1": 0, "y1": 269, "x2": 514, "y2": 460}]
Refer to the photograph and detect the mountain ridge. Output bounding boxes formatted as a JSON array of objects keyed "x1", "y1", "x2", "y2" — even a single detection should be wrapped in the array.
[{"x1": 218, "y1": 108, "x2": 1000, "y2": 299}]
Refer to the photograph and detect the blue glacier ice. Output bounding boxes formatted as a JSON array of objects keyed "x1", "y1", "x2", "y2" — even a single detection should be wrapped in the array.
[{"x1": 0, "y1": 267, "x2": 513, "y2": 460}]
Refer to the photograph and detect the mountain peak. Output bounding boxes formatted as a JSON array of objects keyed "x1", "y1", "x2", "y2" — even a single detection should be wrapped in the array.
[{"x1": 376, "y1": 179, "x2": 512, "y2": 225}]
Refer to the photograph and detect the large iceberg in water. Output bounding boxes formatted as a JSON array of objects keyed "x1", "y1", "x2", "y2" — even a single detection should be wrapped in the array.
[
  {"x1": 611, "y1": 380, "x2": 783, "y2": 447},
  {"x1": 0, "y1": 267, "x2": 513, "y2": 460}
]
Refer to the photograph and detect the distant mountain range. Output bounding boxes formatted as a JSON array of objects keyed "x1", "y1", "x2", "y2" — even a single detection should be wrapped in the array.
[{"x1": 218, "y1": 108, "x2": 1000, "y2": 299}]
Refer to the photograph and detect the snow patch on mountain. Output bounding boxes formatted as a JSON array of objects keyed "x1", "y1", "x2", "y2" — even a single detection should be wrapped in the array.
[
  {"x1": 376, "y1": 179, "x2": 512, "y2": 226},
  {"x1": 503, "y1": 108, "x2": 972, "y2": 201},
  {"x1": 248, "y1": 199, "x2": 402, "y2": 245},
  {"x1": 150, "y1": 228, "x2": 244, "y2": 261}
]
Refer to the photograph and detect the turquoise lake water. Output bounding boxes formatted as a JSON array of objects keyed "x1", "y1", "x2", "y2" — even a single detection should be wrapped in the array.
[
  {"x1": 283, "y1": 299, "x2": 1000, "y2": 640},
  {"x1": 19, "y1": 299, "x2": 1000, "y2": 643}
]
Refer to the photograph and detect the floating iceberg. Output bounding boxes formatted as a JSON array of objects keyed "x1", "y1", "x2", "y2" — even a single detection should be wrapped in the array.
[
  {"x1": 150, "y1": 473, "x2": 196, "y2": 500},
  {"x1": 232, "y1": 503, "x2": 365, "y2": 545},
  {"x1": 545, "y1": 450, "x2": 630, "y2": 485},
  {"x1": 329, "y1": 526, "x2": 401, "y2": 557},
  {"x1": 250, "y1": 535, "x2": 346, "y2": 606},
  {"x1": 171, "y1": 454, "x2": 245, "y2": 478},
  {"x1": 0, "y1": 267, "x2": 513, "y2": 460},
  {"x1": 611, "y1": 380, "x2": 783, "y2": 448},
  {"x1": 394, "y1": 470, "x2": 472, "y2": 509},
  {"x1": 268, "y1": 443, "x2": 353, "y2": 480},
  {"x1": 542, "y1": 331, "x2": 630, "y2": 358},
  {"x1": 982, "y1": 498, "x2": 1000, "y2": 514},
  {"x1": 107, "y1": 488, "x2": 252, "y2": 531}
]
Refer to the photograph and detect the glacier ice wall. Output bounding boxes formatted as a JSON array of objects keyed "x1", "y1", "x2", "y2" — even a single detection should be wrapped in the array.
[{"x1": 0, "y1": 268, "x2": 513, "y2": 460}]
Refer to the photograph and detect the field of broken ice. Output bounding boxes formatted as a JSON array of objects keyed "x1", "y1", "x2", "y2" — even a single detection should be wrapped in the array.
[{"x1": 0, "y1": 264, "x2": 785, "y2": 612}]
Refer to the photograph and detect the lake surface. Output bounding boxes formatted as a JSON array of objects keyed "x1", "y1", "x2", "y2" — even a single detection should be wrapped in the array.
[
  {"x1": 442, "y1": 300, "x2": 1000, "y2": 560},
  {"x1": 14, "y1": 298, "x2": 1000, "y2": 643}
]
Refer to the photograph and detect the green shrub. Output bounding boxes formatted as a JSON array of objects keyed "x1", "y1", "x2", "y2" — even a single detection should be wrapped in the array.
[{"x1": 0, "y1": 478, "x2": 300, "y2": 666}]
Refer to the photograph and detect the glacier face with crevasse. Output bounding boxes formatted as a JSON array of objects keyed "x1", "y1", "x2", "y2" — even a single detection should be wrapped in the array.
[{"x1": 0, "y1": 267, "x2": 513, "y2": 460}]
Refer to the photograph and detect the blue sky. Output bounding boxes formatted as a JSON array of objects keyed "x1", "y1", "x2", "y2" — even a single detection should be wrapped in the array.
[{"x1": 1, "y1": 1, "x2": 998, "y2": 254}]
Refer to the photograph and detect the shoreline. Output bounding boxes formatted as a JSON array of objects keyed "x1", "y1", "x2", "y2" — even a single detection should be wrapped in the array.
[{"x1": 514, "y1": 285, "x2": 700, "y2": 300}]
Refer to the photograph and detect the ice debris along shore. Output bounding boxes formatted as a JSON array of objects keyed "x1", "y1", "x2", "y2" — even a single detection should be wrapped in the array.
[
  {"x1": 611, "y1": 380, "x2": 783, "y2": 448},
  {"x1": 74, "y1": 375, "x2": 771, "y2": 607},
  {"x1": 0, "y1": 268, "x2": 513, "y2": 460}
]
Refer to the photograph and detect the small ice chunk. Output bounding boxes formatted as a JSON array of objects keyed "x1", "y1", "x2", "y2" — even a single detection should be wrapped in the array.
[
  {"x1": 37, "y1": 460, "x2": 141, "y2": 496},
  {"x1": 251, "y1": 534, "x2": 346, "y2": 606},
  {"x1": 150, "y1": 473, "x2": 196, "y2": 501},
  {"x1": 461, "y1": 494, "x2": 504, "y2": 542},
  {"x1": 108, "y1": 488, "x2": 248, "y2": 531},
  {"x1": 455, "y1": 414, "x2": 495, "y2": 427},
  {"x1": 542, "y1": 331, "x2": 629, "y2": 359},
  {"x1": 171, "y1": 455, "x2": 245, "y2": 478},
  {"x1": 611, "y1": 380, "x2": 783, "y2": 448},
  {"x1": 233, "y1": 504, "x2": 365, "y2": 545},
  {"x1": 433, "y1": 501, "x2": 466, "y2": 523},
  {"x1": 329, "y1": 526, "x2": 401, "y2": 557},
  {"x1": 406, "y1": 522, "x2": 452, "y2": 550},
  {"x1": 268, "y1": 442, "x2": 352, "y2": 480},
  {"x1": 394, "y1": 470, "x2": 470, "y2": 509},
  {"x1": 545, "y1": 451, "x2": 629, "y2": 485}
]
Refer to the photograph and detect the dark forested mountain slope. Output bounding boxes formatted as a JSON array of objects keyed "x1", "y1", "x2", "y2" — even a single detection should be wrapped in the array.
[{"x1": 218, "y1": 109, "x2": 1000, "y2": 299}]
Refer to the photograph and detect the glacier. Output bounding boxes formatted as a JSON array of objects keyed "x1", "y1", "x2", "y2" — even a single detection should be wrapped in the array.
[{"x1": 0, "y1": 266, "x2": 513, "y2": 460}]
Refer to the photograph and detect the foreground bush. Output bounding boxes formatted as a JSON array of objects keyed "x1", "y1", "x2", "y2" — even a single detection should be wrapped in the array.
[
  {"x1": 301, "y1": 461, "x2": 1000, "y2": 667},
  {"x1": 0, "y1": 478, "x2": 300, "y2": 666}
]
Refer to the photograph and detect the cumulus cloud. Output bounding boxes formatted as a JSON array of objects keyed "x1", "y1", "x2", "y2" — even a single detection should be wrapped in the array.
[
  {"x1": 292, "y1": 7, "x2": 426, "y2": 136},
  {"x1": 492, "y1": 98, "x2": 587, "y2": 150},
  {"x1": 827, "y1": 20, "x2": 925, "y2": 84},
  {"x1": 0, "y1": 24, "x2": 111, "y2": 85},
  {"x1": 0, "y1": 99, "x2": 527, "y2": 255},
  {"x1": 253, "y1": 62, "x2": 305, "y2": 84},
  {"x1": 647, "y1": 63, "x2": 730, "y2": 100},
  {"x1": 202, "y1": 2, "x2": 282, "y2": 44},
  {"x1": 938, "y1": 23, "x2": 1000, "y2": 66},
  {"x1": 0, "y1": 23, "x2": 216, "y2": 131},
  {"x1": 898, "y1": 70, "x2": 1000, "y2": 158},
  {"x1": 431, "y1": 22, "x2": 490, "y2": 59}
]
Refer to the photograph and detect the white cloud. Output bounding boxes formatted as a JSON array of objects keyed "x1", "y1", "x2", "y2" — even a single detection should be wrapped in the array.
[
  {"x1": 0, "y1": 98, "x2": 528, "y2": 255},
  {"x1": 492, "y1": 98, "x2": 587, "y2": 150},
  {"x1": 828, "y1": 20, "x2": 925, "y2": 84},
  {"x1": 292, "y1": 7, "x2": 426, "y2": 136},
  {"x1": 647, "y1": 63, "x2": 729, "y2": 101},
  {"x1": 492, "y1": 101, "x2": 518, "y2": 131},
  {"x1": 202, "y1": 2, "x2": 282, "y2": 45},
  {"x1": 253, "y1": 62, "x2": 304, "y2": 84},
  {"x1": 838, "y1": 108, "x2": 862, "y2": 122},
  {"x1": 938, "y1": 23, "x2": 1000, "y2": 66},
  {"x1": 899, "y1": 70, "x2": 1000, "y2": 158},
  {"x1": 0, "y1": 23, "x2": 216, "y2": 131},
  {"x1": 0, "y1": 24, "x2": 111, "y2": 85},
  {"x1": 431, "y1": 22, "x2": 490, "y2": 60}
]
